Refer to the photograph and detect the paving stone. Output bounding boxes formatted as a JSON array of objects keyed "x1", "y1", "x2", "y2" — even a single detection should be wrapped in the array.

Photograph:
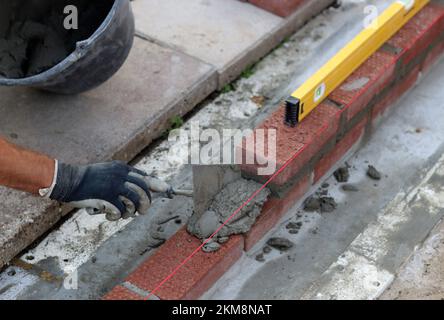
[
  {"x1": 0, "y1": 37, "x2": 217, "y2": 269},
  {"x1": 132, "y1": 0, "x2": 282, "y2": 86}
]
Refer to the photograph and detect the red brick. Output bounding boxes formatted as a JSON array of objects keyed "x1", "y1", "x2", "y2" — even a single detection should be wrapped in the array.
[
  {"x1": 239, "y1": 100, "x2": 341, "y2": 186},
  {"x1": 126, "y1": 228, "x2": 243, "y2": 300},
  {"x1": 314, "y1": 116, "x2": 368, "y2": 183},
  {"x1": 247, "y1": 0, "x2": 307, "y2": 17},
  {"x1": 102, "y1": 285, "x2": 144, "y2": 301},
  {"x1": 329, "y1": 50, "x2": 397, "y2": 122},
  {"x1": 372, "y1": 66, "x2": 420, "y2": 122},
  {"x1": 421, "y1": 40, "x2": 444, "y2": 74},
  {"x1": 244, "y1": 173, "x2": 311, "y2": 251},
  {"x1": 387, "y1": 4, "x2": 444, "y2": 67}
]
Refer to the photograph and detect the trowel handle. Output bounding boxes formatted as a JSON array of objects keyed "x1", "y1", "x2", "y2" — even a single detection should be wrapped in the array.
[
  {"x1": 145, "y1": 176, "x2": 193, "y2": 198},
  {"x1": 85, "y1": 177, "x2": 193, "y2": 219},
  {"x1": 173, "y1": 189, "x2": 194, "y2": 197}
]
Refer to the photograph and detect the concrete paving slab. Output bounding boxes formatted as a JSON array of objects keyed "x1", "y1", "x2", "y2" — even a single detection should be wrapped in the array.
[
  {"x1": 132, "y1": 0, "x2": 281, "y2": 86},
  {"x1": 133, "y1": 0, "x2": 335, "y2": 87},
  {"x1": 301, "y1": 154, "x2": 444, "y2": 300},
  {"x1": 0, "y1": 37, "x2": 217, "y2": 269}
]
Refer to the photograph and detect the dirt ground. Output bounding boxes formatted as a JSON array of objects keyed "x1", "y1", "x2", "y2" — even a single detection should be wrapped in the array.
[{"x1": 381, "y1": 219, "x2": 444, "y2": 300}]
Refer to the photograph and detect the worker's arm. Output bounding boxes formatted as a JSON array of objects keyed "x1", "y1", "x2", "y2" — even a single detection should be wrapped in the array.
[
  {"x1": 0, "y1": 137, "x2": 54, "y2": 194},
  {"x1": 0, "y1": 136, "x2": 151, "y2": 220}
]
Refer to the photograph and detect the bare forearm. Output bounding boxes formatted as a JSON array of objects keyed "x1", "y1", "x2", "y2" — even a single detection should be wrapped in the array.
[
  {"x1": 0, "y1": 136, "x2": 153, "y2": 221},
  {"x1": 0, "y1": 137, "x2": 55, "y2": 194}
]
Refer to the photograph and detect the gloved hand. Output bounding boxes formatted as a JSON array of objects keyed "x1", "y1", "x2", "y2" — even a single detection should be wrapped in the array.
[{"x1": 43, "y1": 161, "x2": 152, "y2": 221}]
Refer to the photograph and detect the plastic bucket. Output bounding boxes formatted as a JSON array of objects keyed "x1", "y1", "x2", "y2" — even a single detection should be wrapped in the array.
[{"x1": 0, "y1": 0, "x2": 135, "y2": 94}]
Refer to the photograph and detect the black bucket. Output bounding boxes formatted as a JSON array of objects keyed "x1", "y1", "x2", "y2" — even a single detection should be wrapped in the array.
[{"x1": 0, "y1": 0, "x2": 135, "y2": 94}]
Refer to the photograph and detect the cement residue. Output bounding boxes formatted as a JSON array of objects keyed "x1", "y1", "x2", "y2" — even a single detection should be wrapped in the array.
[
  {"x1": 187, "y1": 178, "x2": 270, "y2": 245},
  {"x1": 342, "y1": 184, "x2": 359, "y2": 192},
  {"x1": 13, "y1": 0, "x2": 384, "y2": 281},
  {"x1": 342, "y1": 77, "x2": 370, "y2": 91},
  {"x1": 304, "y1": 196, "x2": 338, "y2": 213},
  {"x1": 286, "y1": 221, "x2": 303, "y2": 235},
  {"x1": 0, "y1": 0, "x2": 113, "y2": 78},
  {"x1": 334, "y1": 166, "x2": 350, "y2": 183},
  {"x1": 266, "y1": 237, "x2": 294, "y2": 251},
  {"x1": 367, "y1": 165, "x2": 382, "y2": 180}
]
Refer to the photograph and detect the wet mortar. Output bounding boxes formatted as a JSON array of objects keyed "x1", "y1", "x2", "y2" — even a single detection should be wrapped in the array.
[
  {"x1": 0, "y1": 0, "x2": 114, "y2": 78},
  {"x1": 187, "y1": 178, "x2": 270, "y2": 251}
]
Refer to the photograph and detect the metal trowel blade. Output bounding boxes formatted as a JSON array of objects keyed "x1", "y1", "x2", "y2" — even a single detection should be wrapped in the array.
[{"x1": 192, "y1": 165, "x2": 241, "y2": 218}]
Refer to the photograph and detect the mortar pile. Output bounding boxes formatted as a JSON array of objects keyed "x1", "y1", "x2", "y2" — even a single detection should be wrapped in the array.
[{"x1": 0, "y1": 0, "x2": 113, "y2": 78}]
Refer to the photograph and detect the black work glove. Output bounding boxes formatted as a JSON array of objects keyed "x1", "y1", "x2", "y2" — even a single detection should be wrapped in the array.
[{"x1": 47, "y1": 161, "x2": 152, "y2": 221}]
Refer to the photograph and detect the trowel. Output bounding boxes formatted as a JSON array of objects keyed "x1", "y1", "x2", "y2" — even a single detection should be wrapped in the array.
[
  {"x1": 86, "y1": 175, "x2": 194, "y2": 221},
  {"x1": 191, "y1": 165, "x2": 242, "y2": 218},
  {"x1": 85, "y1": 165, "x2": 240, "y2": 222}
]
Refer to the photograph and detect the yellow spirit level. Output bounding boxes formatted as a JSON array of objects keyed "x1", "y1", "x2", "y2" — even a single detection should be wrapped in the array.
[{"x1": 285, "y1": 0, "x2": 429, "y2": 127}]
